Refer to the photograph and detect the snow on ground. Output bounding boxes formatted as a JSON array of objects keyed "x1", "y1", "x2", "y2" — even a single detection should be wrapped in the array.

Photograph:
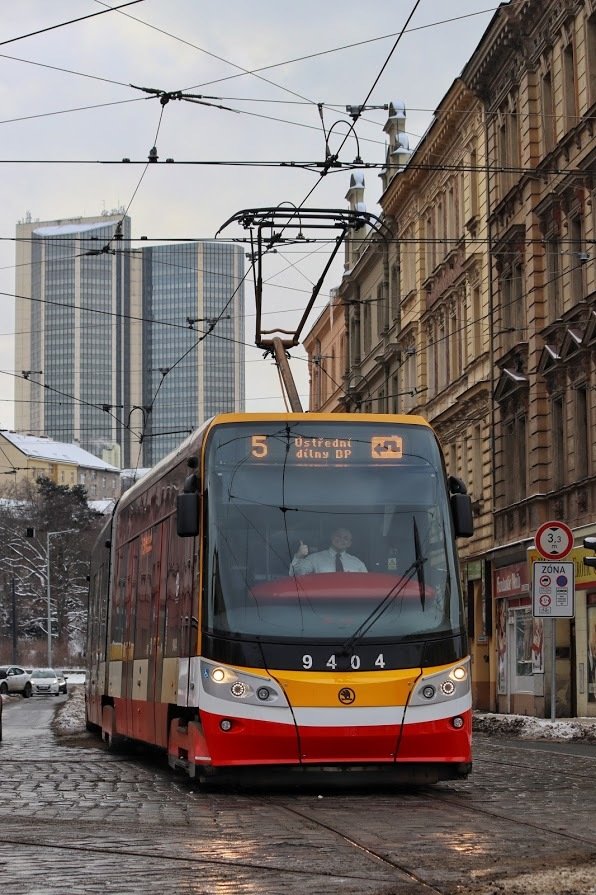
[
  {"x1": 52, "y1": 678, "x2": 88, "y2": 737},
  {"x1": 474, "y1": 712, "x2": 596, "y2": 742}
]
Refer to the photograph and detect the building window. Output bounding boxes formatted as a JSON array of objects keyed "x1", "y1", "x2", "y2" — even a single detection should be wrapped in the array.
[
  {"x1": 426, "y1": 331, "x2": 436, "y2": 398},
  {"x1": 425, "y1": 213, "x2": 435, "y2": 276},
  {"x1": 568, "y1": 214, "x2": 586, "y2": 302},
  {"x1": 469, "y1": 147, "x2": 479, "y2": 220},
  {"x1": 403, "y1": 227, "x2": 416, "y2": 295},
  {"x1": 472, "y1": 285, "x2": 482, "y2": 358},
  {"x1": 362, "y1": 299, "x2": 372, "y2": 355},
  {"x1": 546, "y1": 234, "x2": 563, "y2": 319},
  {"x1": 501, "y1": 260, "x2": 525, "y2": 335},
  {"x1": 552, "y1": 395, "x2": 565, "y2": 488},
  {"x1": 390, "y1": 261, "x2": 401, "y2": 323},
  {"x1": 449, "y1": 306, "x2": 460, "y2": 381},
  {"x1": 391, "y1": 372, "x2": 399, "y2": 414},
  {"x1": 588, "y1": 14, "x2": 596, "y2": 107},
  {"x1": 472, "y1": 423, "x2": 482, "y2": 499},
  {"x1": 377, "y1": 282, "x2": 387, "y2": 336},
  {"x1": 350, "y1": 312, "x2": 360, "y2": 365},
  {"x1": 563, "y1": 41, "x2": 578, "y2": 132},
  {"x1": 503, "y1": 413, "x2": 527, "y2": 503},
  {"x1": 575, "y1": 385, "x2": 589, "y2": 479},
  {"x1": 541, "y1": 69, "x2": 555, "y2": 153},
  {"x1": 496, "y1": 98, "x2": 520, "y2": 195}
]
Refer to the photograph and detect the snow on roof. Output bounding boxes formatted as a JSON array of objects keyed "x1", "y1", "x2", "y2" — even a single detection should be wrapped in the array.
[
  {"x1": 0, "y1": 431, "x2": 120, "y2": 471},
  {"x1": 120, "y1": 468, "x2": 151, "y2": 480},
  {"x1": 33, "y1": 221, "x2": 112, "y2": 237},
  {"x1": 88, "y1": 498, "x2": 116, "y2": 514}
]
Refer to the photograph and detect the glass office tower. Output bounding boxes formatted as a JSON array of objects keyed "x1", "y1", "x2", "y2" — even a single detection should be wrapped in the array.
[
  {"x1": 15, "y1": 215, "x2": 245, "y2": 469},
  {"x1": 15, "y1": 214, "x2": 135, "y2": 466},
  {"x1": 141, "y1": 241, "x2": 245, "y2": 464}
]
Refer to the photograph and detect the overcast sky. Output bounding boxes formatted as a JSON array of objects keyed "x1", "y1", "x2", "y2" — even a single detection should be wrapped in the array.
[{"x1": 0, "y1": 0, "x2": 500, "y2": 436}]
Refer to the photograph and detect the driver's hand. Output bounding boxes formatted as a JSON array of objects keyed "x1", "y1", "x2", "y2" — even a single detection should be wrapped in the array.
[{"x1": 296, "y1": 540, "x2": 309, "y2": 558}]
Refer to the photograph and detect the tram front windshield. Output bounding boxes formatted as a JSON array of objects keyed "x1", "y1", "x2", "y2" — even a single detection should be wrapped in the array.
[{"x1": 205, "y1": 422, "x2": 464, "y2": 643}]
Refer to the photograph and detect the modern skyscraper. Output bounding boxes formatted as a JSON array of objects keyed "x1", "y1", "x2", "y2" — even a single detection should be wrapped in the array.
[
  {"x1": 14, "y1": 214, "x2": 245, "y2": 468},
  {"x1": 140, "y1": 241, "x2": 245, "y2": 465}
]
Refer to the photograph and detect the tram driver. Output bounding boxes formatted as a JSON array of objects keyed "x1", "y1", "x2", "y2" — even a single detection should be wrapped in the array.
[{"x1": 289, "y1": 527, "x2": 367, "y2": 576}]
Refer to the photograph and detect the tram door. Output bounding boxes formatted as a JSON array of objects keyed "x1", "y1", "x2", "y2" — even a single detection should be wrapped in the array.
[
  {"x1": 151, "y1": 522, "x2": 167, "y2": 747},
  {"x1": 123, "y1": 539, "x2": 139, "y2": 738}
]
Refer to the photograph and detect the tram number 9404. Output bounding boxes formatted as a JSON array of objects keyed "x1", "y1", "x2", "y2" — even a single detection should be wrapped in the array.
[{"x1": 302, "y1": 653, "x2": 386, "y2": 670}]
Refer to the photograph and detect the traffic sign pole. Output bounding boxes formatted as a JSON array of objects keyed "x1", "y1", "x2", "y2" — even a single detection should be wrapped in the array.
[
  {"x1": 531, "y1": 527, "x2": 575, "y2": 721},
  {"x1": 551, "y1": 619, "x2": 556, "y2": 722}
]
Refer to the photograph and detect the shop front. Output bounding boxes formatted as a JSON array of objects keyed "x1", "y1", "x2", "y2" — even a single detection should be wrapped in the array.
[
  {"x1": 493, "y1": 560, "x2": 545, "y2": 716},
  {"x1": 528, "y1": 543, "x2": 596, "y2": 718}
]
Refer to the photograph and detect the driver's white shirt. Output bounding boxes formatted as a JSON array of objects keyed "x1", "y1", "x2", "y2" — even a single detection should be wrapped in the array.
[{"x1": 289, "y1": 547, "x2": 367, "y2": 576}]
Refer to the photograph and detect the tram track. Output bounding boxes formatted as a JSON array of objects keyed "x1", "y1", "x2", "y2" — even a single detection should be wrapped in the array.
[
  {"x1": 2, "y1": 726, "x2": 595, "y2": 895},
  {"x1": 0, "y1": 819, "x2": 421, "y2": 894}
]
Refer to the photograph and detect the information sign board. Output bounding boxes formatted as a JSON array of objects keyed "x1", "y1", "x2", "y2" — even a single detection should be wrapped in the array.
[{"x1": 531, "y1": 560, "x2": 575, "y2": 618}]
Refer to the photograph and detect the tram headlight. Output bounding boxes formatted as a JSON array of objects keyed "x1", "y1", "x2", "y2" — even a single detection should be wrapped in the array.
[
  {"x1": 410, "y1": 659, "x2": 471, "y2": 707},
  {"x1": 200, "y1": 660, "x2": 289, "y2": 708}
]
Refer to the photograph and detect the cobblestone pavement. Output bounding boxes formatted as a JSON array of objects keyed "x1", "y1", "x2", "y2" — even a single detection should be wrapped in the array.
[{"x1": 1, "y1": 696, "x2": 595, "y2": 895}]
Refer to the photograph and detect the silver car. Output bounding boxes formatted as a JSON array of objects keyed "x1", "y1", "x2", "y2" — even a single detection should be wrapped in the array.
[
  {"x1": 30, "y1": 668, "x2": 61, "y2": 697},
  {"x1": 0, "y1": 665, "x2": 32, "y2": 698}
]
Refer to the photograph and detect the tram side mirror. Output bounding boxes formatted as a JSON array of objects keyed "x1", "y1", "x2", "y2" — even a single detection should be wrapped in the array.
[
  {"x1": 448, "y1": 475, "x2": 468, "y2": 495},
  {"x1": 177, "y1": 473, "x2": 200, "y2": 537},
  {"x1": 583, "y1": 536, "x2": 596, "y2": 567},
  {"x1": 177, "y1": 492, "x2": 199, "y2": 538},
  {"x1": 451, "y1": 493, "x2": 474, "y2": 538}
]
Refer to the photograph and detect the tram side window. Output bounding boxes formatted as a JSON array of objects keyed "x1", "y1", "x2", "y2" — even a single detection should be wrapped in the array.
[
  {"x1": 134, "y1": 546, "x2": 152, "y2": 659},
  {"x1": 164, "y1": 517, "x2": 182, "y2": 656},
  {"x1": 111, "y1": 546, "x2": 127, "y2": 653}
]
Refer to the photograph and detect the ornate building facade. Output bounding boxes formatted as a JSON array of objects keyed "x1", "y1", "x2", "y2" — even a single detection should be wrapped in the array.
[{"x1": 304, "y1": 0, "x2": 596, "y2": 717}]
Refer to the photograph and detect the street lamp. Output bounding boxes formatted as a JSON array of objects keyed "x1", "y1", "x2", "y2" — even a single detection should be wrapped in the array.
[{"x1": 46, "y1": 530, "x2": 76, "y2": 667}]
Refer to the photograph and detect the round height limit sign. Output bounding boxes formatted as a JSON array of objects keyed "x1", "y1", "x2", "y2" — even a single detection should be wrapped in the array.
[
  {"x1": 532, "y1": 520, "x2": 575, "y2": 619},
  {"x1": 534, "y1": 520, "x2": 574, "y2": 560}
]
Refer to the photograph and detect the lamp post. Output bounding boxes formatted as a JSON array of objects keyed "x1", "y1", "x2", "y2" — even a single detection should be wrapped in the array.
[{"x1": 46, "y1": 530, "x2": 76, "y2": 667}]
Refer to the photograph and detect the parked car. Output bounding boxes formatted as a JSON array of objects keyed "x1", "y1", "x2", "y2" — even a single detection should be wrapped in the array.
[
  {"x1": 29, "y1": 668, "x2": 61, "y2": 697},
  {"x1": 0, "y1": 665, "x2": 32, "y2": 698},
  {"x1": 56, "y1": 671, "x2": 68, "y2": 695}
]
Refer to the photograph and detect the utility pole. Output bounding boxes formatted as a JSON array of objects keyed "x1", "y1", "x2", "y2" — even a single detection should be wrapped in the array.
[
  {"x1": 46, "y1": 529, "x2": 77, "y2": 667},
  {"x1": 11, "y1": 576, "x2": 17, "y2": 663}
]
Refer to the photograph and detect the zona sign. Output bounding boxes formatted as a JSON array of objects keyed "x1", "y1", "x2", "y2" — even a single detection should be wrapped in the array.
[{"x1": 534, "y1": 520, "x2": 574, "y2": 560}]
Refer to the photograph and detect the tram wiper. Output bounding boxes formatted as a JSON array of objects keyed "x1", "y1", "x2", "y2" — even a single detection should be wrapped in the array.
[
  {"x1": 339, "y1": 517, "x2": 427, "y2": 655},
  {"x1": 414, "y1": 517, "x2": 426, "y2": 610}
]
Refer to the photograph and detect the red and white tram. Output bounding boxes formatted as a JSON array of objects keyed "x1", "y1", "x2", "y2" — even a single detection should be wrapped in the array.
[{"x1": 86, "y1": 412, "x2": 474, "y2": 783}]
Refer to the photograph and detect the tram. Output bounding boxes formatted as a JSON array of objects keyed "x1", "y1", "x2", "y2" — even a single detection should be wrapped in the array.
[{"x1": 86, "y1": 412, "x2": 474, "y2": 783}]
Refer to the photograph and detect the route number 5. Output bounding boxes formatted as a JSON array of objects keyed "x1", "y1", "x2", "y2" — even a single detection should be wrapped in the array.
[{"x1": 251, "y1": 435, "x2": 268, "y2": 458}]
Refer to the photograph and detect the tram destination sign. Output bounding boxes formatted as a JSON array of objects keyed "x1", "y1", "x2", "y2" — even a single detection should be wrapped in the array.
[
  {"x1": 531, "y1": 560, "x2": 575, "y2": 618},
  {"x1": 248, "y1": 433, "x2": 404, "y2": 464}
]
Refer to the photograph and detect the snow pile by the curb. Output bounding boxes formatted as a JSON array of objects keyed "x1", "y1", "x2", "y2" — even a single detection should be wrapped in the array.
[
  {"x1": 474, "y1": 711, "x2": 596, "y2": 742},
  {"x1": 52, "y1": 684, "x2": 88, "y2": 737}
]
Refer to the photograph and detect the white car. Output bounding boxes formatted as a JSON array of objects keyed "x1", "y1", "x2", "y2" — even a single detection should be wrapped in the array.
[
  {"x1": 0, "y1": 665, "x2": 32, "y2": 698},
  {"x1": 30, "y1": 668, "x2": 61, "y2": 697}
]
